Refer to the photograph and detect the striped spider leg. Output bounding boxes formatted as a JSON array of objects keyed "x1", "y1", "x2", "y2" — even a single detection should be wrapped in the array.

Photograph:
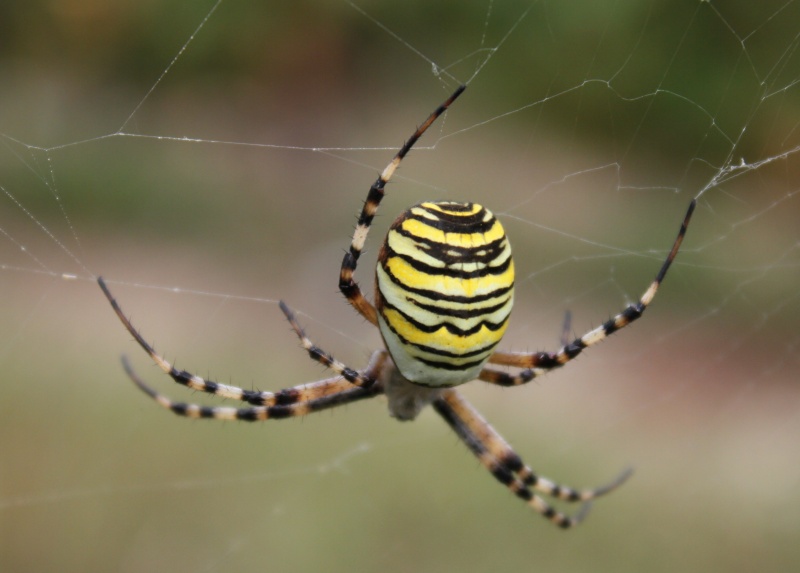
[
  {"x1": 479, "y1": 199, "x2": 696, "y2": 386},
  {"x1": 337, "y1": 84, "x2": 466, "y2": 327},
  {"x1": 98, "y1": 277, "x2": 387, "y2": 420},
  {"x1": 433, "y1": 389, "x2": 632, "y2": 528}
]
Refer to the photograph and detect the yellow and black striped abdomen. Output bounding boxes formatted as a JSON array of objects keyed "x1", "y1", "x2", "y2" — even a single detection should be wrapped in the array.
[{"x1": 375, "y1": 202, "x2": 514, "y2": 387}]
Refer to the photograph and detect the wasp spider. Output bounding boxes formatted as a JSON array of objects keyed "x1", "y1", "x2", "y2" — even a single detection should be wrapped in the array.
[{"x1": 99, "y1": 84, "x2": 695, "y2": 528}]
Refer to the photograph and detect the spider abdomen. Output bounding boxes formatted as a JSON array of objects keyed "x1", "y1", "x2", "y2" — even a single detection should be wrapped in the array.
[{"x1": 375, "y1": 202, "x2": 514, "y2": 387}]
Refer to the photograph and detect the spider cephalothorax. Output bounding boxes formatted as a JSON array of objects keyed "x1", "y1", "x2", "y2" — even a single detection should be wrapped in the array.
[{"x1": 100, "y1": 84, "x2": 695, "y2": 528}]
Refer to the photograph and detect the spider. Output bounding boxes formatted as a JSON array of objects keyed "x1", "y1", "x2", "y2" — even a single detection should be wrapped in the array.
[{"x1": 99, "y1": 84, "x2": 695, "y2": 529}]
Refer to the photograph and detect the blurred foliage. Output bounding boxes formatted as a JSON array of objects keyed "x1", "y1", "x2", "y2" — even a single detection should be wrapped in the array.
[
  {"x1": 2, "y1": 0, "x2": 798, "y2": 281},
  {"x1": 2, "y1": 1, "x2": 798, "y2": 154},
  {"x1": 2, "y1": 0, "x2": 798, "y2": 310}
]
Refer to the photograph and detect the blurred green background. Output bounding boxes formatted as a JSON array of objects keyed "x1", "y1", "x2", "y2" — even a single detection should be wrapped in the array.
[{"x1": 1, "y1": 1, "x2": 798, "y2": 572}]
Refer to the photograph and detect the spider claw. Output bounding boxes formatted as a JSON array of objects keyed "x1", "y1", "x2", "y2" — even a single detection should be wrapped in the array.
[
  {"x1": 572, "y1": 501, "x2": 593, "y2": 526},
  {"x1": 597, "y1": 466, "x2": 635, "y2": 496},
  {"x1": 278, "y1": 300, "x2": 293, "y2": 319},
  {"x1": 121, "y1": 354, "x2": 158, "y2": 400},
  {"x1": 279, "y1": 300, "x2": 307, "y2": 340},
  {"x1": 573, "y1": 466, "x2": 635, "y2": 501}
]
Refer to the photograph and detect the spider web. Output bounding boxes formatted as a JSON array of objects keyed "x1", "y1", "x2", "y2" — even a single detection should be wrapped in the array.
[{"x1": 1, "y1": 1, "x2": 798, "y2": 571}]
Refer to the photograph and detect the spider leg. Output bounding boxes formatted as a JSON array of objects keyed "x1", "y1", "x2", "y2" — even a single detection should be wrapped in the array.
[
  {"x1": 279, "y1": 301, "x2": 380, "y2": 388},
  {"x1": 99, "y1": 277, "x2": 381, "y2": 402},
  {"x1": 122, "y1": 353, "x2": 386, "y2": 421},
  {"x1": 99, "y1": 277, "x2": 291, "y2": 405},
  {"x1": 481, "y1": 199, "x2": 696, "y2": 386},
  {"x1": 339, "y1": 84, "x2": 466, "y2": 326},
  {"x1": 559, "y1": 310, "x2": 572, "y2": 347},
  {"x1": 432, "y1": 388, "x2": 630, "y2": 529}
]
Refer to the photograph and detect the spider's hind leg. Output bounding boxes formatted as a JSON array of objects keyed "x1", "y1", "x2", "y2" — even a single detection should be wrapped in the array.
[{"x1": 432, "y1": 388, "x2": 631, "y2": 528}]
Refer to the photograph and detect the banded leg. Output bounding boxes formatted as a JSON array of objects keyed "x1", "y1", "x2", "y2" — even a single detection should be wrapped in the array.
[
  {"x1": 339, "y1": 84, "x2": 467, "y2": 326},
  {"x1": 122, "y1": 350, "x2": 387, "y2": 421},
  {"x1": 99, "y1": 277, "x2": 379, "y2": 401},
  {"x1": 432, "y1": 389, "x2": 630, "y2": 528},
  {"x1": 480, "y1": 199, "x2": 696, "y2": 387},
  {"x1": 279, "y1": 301, "x2": 379, "y2": 388},
  {"x1": 99, "y1": 277, "x2": 286, "y2": 404}
]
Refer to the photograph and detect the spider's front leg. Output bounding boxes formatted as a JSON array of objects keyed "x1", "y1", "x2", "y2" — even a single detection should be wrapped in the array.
[
  {"x1": 480, "y1": 199, "x2": 696, "y2": 386},
  {"x1": 338, "y1": 84, "x2": 466, "y2": 326},
  {"x1": 121, "y1": 351, "x2": 387, "y2": 422},
  {"x1": 99, "y1": 277, "x2": 288, "y2": 405},
  {"x1": 433, "y1": 389, "x2": 631, "y2": 528},
  {"x1": 99, "y1": 277, "x2": 385, "y2": 414},
  {"x1": 278, "y1": 300, "x2": 377, "y2": 388}
]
